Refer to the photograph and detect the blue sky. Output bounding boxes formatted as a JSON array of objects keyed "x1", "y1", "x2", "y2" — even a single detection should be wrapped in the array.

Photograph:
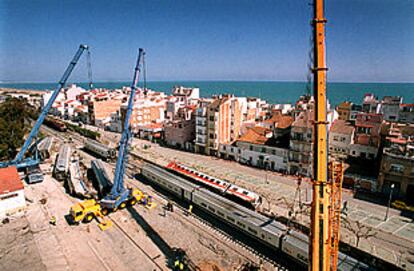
[{"x1": 0, "y1": 0, "x2": 413, "y2": 83}]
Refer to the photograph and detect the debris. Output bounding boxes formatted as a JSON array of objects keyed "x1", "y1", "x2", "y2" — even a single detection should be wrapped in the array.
[
  {"x1": 2, "y1": 218, "x2": 10, "y2": 224},
  {"x1": 39, "y1": 198, "x2": 47, "y2": 205}
]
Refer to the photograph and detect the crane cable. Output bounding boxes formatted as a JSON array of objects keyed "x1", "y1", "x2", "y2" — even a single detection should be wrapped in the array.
[
  {"x1": 306, "y1": 1, "x2": 314, "y2": 98},
  {"x1": 87, "y1": 48, "x2": 94, "y2": 90},
  {"x1": 143, "y1": 51, "x2": 147, "y2": 96}
]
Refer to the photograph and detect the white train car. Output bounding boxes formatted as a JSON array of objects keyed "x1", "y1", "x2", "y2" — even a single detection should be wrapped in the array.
[
  {"x1": 84, "y1": 140, "x2": 116, "y2": 161},
  {"x1": 37, "y1": 136, "x2": 54, "y2": 160},
  {"x1": 141, "y1": 163, "x2": 373, "y2": 271},
  {"x1": 67, "y1": 158, "x2": 90, "y2": 198},
  {"x1": 166, "y1": 162, "x2": 262, "y2": 209},
  {"x1": 191, "y1": 188, "x2": 285, "y2": 249},
  {"x1": 54, "y1": 144, "x2": 71, "y2": 181}
]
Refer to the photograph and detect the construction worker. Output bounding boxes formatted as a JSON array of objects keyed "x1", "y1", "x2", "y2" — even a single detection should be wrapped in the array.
[
  {"x1": 167, "y1": 201, "x2": 174, "y2": 212},
  {"x1": 174, "y1": 259, "x2": 180, "y2": 270},
  {"x1": 188, "y1": 204, "x2": 193, "y2": 215},
  {"x1": 49, "y1": 216, "x2": 56, "y2": 226}
]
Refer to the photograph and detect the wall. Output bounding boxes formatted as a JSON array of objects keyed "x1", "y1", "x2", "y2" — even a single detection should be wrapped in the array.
[{"x1": 0, "y1": 190, "x2": 25, "y2": 217}]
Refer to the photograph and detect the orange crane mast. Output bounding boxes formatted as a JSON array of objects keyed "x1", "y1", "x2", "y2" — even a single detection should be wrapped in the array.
[{"x1": 309, "y1": 0, "x2": 330, "y2": 270}]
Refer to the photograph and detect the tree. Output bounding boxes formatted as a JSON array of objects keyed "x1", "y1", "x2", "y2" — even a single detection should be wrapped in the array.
[
  {"x1": 0, "y1": 97, "x2": 35, "y2": 161},
  {"x1": 342, "y1": 217, "x2": 377, "y2": 247}
]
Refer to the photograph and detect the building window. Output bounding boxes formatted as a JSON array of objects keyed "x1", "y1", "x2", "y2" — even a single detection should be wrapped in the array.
[
  {"x1": 262, "y1": 147, "x2": 266, "y2": 153},
  {"x1": 249, "y1": 146, "x2": 253, "y2": 151},
  {"x1": 390, "y1": 164, "x2": 404, "y2": 173}
]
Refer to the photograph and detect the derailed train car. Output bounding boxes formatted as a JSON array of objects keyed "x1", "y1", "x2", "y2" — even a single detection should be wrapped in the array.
[
  {"x1": 91, "y1": 159, "x2": 113, "y2": 197},
  {"x1": 53, "y1": 144, "x2": 71, "y2": 181},
  {"x1": 84, "y1": 139, "x2": 116, "y2": 161},
  {"x1": 141, "y1": 163, "x2": 374, "y2": 271}
]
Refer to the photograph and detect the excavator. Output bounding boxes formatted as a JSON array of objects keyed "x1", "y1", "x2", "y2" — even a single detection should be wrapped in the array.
[{"x1": 69, "y1": 48, "x2": 154, "y2": 230}]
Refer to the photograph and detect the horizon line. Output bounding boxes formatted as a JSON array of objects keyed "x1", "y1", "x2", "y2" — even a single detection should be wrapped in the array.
[{"x1": 1, "y1": 79, "x2": 414, "y2": 84}]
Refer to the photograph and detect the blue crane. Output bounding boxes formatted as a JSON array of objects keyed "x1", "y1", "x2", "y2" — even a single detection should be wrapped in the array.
[
  {"x1": 0, "y1": 44, "x2": 90, "y2": 170},
  {"x1": 100, "y1": 48, "x2": 145, "y2": 212}
]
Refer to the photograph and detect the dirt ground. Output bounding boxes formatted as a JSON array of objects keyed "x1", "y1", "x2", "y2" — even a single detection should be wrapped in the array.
[{"x1": 0, "y1": 216, "x2": 45, "y2": 271}]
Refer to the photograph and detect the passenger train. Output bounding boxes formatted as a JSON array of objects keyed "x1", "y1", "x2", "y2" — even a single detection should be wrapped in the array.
[
  {"x1": 44, "y1": 117, "x2": 67, "y2": 132},
  {"x1": 141, "y1": 163, "x2": 373, "y2": 271},
  {"x1": 166, "y1": 161, "x2": 261, "y2": 209},
  {"x1": 84, "y1": 139, "x2": 116, "y2": 161},
  {"x1": 53, "y1": 144, "x2": 72, "y2": 181}
]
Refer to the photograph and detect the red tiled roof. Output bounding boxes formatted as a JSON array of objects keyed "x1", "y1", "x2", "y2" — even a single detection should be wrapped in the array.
[
  {"x1": 238, "y1": 126, "x2": 272, "y2": 145},
  {"x1": 263, "y1": 111, "x2": 293, "y2": 129},
  {"x1": 330, "y1": 120, "x2": 354, "y2": 134},
  {"x1": 0, "y1": 166, "x2": 23, "y2": 195}
]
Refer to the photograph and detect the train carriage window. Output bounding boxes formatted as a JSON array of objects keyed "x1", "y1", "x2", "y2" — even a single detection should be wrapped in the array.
[
  {"x1": 261, "y1": 234, "x2": 265, "y2": 239},
  {"x1": 236, "y1": 221, "x2": 246, "y2": 228},
  {"x1": 226, "y1": 216, "x2": 235, "y2": 223},
  {"x1": 201, "y1": 203, "x2": 207, "y2": 208},
  {"x1": 242, "y1": 191, "x2": 249, "y2": 195},
  {"x1": 217, "y1": 211, "x2": 225, "y2": 217},
  {"x1": 208, "y1": 206, "x2": 216, "y2": 213},
  {"x1": 247, "y1": 227, "x2": 258, "y2": 235}
]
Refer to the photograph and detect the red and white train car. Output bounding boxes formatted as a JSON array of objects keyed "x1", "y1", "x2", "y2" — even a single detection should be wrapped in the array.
[{"x1": 166, "y1": 161, "x2": 261, "y2": 209}]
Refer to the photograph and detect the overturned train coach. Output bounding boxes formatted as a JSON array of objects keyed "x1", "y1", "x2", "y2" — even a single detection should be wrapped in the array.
[{"x1": 141, "y1": 163, "x2": 374, "y2": 271}]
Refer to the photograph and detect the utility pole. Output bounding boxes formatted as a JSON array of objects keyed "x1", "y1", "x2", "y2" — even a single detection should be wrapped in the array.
[
  {"x1": 310, "y1": 0, "x2": 330, "y2": 270},
  {"x1": 384, "y1": 183, "x2": 395, "y2": 221}
]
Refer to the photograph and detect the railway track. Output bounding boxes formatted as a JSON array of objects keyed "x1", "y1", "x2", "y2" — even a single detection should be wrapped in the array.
[
  {"x1": 123, "y1": 164, "x2": 285, "y2": 270},
  {"x1": 40, "y1": 127, "x2": 167, "y2": 269}
]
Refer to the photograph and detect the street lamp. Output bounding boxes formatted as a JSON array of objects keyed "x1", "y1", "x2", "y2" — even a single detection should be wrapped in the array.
[{"x1": 384, "y1": 183, "x2": 395, "y2": 221}]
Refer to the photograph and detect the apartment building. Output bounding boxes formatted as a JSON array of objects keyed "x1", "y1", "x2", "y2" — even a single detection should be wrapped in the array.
[
  {"x1": 166, "y1": 86, "x2": 199, "y2": 120},
  {"x1": 399, "y1": 104, "x2": 414, "y2": 124},
  {"x1": 349, "y1": 113, "x2": 383, "y2": 160},
  {"x1": 258, "y1": 110, "x2": 293, "y2": 148},
  {"x1": 362, "y1": 93, "x2": 381, "y2": 113},
  {"x1": 336, "y1": 101, "x2": 352, "y2": 121},
  {"x1": 329, "y1": 119, "x2": 355, "y2": 160},
  {"x1": 89, "y1": 99, "x2": 123, "y2": 127},
  {"x1": 378, "y1": 138, "x2": 414, "y2": 203},
  {"x1": 205, "y1": 95, "x2": 242, "y2": 156},
  {"x1": 195, "y1": 99, "x2": 212, "y2": 154},
  {"x1": 380, "y1": 96, "x2": 402, "y2": 122},
  {"x1": 288, "y1": 110, "x2": 314, "y2": 177},
  {"x1": 121, "y1": 99, "x2": 165, "y2": 134},
  {"x1": 164, "y1": 106, "x2": 196, "y2": 150},
  {"x1": 237, "y1": 127, "x2": 289, "y2": 172}
]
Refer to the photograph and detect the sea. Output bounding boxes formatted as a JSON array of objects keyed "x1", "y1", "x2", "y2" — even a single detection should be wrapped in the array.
[{"x1": 1, "y1": 81, "x2": 413, "y2": 107}]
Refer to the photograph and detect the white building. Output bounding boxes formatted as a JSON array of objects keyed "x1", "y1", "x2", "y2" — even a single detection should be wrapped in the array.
[
  {"x1": 329, "y1": 119, "x2": 355, "y2": 160},
  {"x1": 195, "y1": 99, "x2": 212, "y2": 154},
  {"x1": 0, "y1": 167, "x2": 25, "y2": 217},
  {"x1": 42, "y1": 90, "x2": 65, "y2": 108},
  {"x1": 380, "y1": 96, "x2": 402, "y2": 122},
  {"x1": 65, "y1": 84, "x2": 86, "y2": 101},
  {"x1": 218, "y1": 126, "x2": 289, "y2": 172}
]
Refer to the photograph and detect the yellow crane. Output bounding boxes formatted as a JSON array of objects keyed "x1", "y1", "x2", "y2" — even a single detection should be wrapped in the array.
[{"x1": 309, "y1": 0, "x2": 344, "y2": 270}]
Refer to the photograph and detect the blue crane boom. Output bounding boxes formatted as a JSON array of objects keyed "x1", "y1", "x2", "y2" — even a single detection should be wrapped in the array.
[
  {"x1": 100, "y1": 48, "x2": 145, "y2": 210},
  {"x1": 0, "y1": 44, "x2": 89, "y2": 169}
]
